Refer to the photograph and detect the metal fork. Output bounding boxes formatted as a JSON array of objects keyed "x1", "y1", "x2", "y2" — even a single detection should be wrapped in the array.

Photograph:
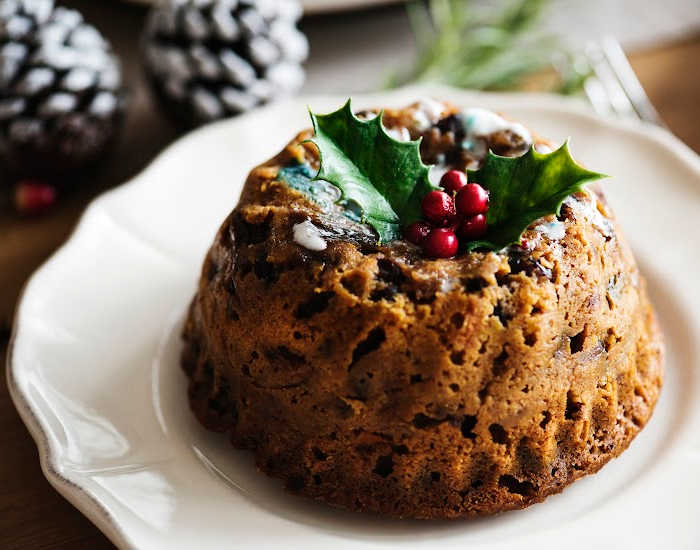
[{"x1": 557, "y1": 37, "x2": 666, "y2": 127}]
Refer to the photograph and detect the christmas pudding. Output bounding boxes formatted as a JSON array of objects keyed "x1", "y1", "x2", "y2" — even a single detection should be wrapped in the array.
[{"x1": 182, "y1": 99, "x2": 663, "y2": 518}]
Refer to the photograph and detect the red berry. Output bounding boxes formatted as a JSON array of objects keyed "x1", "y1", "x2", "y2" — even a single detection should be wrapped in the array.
[
  {"x1": 439, "y1": 170, "x2": 468, "y2": 194},
  {"x1": 14, "y1": 180, "x2": 57, "y2": 216},
  {"x1": 445, "y1": 211, "x2": 460, "y2": 230},
  {"x1": 458, "y1": 214, "x2": 488, "y2": 240},
  {"x1": 423, "y1": 228, "x2": 459, "y2": 258},
  {"x1": 421, "y1": 190, "x2": 455, "y2": 226},
  {"x1": 404, "y1": 222, "x2": 431, "y2": 245},
  {"x1": 455, "y1": 183, "x2": 489, "y2": 217}
]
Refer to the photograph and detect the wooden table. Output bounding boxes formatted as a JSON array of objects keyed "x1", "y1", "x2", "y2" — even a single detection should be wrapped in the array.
[{"x1": 1, "y1": 1, "x2": 698, "y2": 546}]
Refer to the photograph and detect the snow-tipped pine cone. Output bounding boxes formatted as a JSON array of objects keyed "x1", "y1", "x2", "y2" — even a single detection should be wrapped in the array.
[
  {"x1": 0, "y1": 0, "x2": 126, "y2": 181},
  {"x1": 143, "y1": 0, "x2": 308, "y2": 128}
]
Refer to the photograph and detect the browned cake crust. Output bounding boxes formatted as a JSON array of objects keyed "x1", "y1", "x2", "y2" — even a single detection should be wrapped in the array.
[{"x1": 182, "y1": 100, "x2": 663, "y2": 519}]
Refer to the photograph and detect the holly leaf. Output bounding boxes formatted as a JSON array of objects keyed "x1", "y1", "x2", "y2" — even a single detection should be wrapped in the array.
[
  {"x1": 290, "y1": 100, "x2": 606, "y2": 251},
  {"x1": 466, "y1": 141, "x2": 607, "y2": 251},
  {"x1": 309, "y1": 100, "x2": 437, "y2": 243}
]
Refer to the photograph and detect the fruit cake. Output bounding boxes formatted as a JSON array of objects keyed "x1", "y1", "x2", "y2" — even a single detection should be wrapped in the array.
[{"x1": 181, "y1": 98, "x2": 663, "y2": 518}]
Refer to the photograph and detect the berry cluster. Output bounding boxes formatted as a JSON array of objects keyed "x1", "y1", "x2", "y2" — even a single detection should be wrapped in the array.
[{"x1": 404, "y1": 170, "x2": 489, "y2": 258}]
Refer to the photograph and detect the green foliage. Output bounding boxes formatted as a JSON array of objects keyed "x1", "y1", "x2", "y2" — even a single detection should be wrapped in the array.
[
  {"x1": 308, "y1": 100, "x2": 437, "y2": 242},
  {"x1": 466, "y1": 141, "x2": 607, "y2": 250},
  {"x1": 388, "y1": 0, "x2": 588, "y2": 93}
]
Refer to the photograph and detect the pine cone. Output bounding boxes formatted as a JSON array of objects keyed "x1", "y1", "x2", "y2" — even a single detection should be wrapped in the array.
[
  {"x1": 143, "y1": 0, "x2": 308, "y2": 128},
  {"x1": 0, "y1": 0, "x2": 127, "y2": 181}
]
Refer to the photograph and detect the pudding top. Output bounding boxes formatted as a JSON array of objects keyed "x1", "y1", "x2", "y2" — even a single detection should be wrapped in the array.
[{"x1": 230, "y1": 99, "x2": 615, "y2": 296}]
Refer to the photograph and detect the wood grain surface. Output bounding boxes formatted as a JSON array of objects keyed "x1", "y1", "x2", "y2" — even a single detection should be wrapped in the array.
[{"x1": 0, "y1": 0, "x2": 697, "y2": 546}]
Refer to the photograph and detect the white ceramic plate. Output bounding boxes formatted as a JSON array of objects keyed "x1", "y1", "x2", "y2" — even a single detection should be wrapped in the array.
[{"x1": 8, "y1": 85, "x2": 700, "y2": 549}]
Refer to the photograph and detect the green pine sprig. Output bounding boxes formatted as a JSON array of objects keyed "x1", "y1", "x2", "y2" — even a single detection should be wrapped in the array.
[{"x1": 388, "y1": 0, "x2": 588, "y2": 94}]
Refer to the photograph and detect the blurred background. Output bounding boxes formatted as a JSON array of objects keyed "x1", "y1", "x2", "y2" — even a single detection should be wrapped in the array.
[{"x1": 0, "y1": 0, "x2": 698, "y2": 547}]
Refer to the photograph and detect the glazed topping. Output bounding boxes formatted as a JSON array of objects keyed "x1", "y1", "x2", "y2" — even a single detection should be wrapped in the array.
[
  {"x1": 461, "y1": 107, "x2": 532, "y2": 148},
  {"x1": 411, "y1": 97, "x2": 447, "y2": 131},
  {"x1": 385, "y1": 126, "x2": 411, "y2": 142},
  {"x1": 278, "y1": 99, "x2": 606, "y2": 257},
  {"x1": 279, "y1": 164, "x2": 341, "y2": 207},
  {"x1": 293, "y1": 219, "x2": 327, "y2": 251},
  {"x1": 564, "y1": 193, "x2": 614, "y2": 239},
  {"x1": 534, "y1": 220, "x2": 566, "y2": 241},
  {"x1": 422, "y1": 106, "x2": 534, "y2": 173}
]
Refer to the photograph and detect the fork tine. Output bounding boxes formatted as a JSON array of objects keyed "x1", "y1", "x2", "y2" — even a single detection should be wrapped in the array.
[
  {"x1": 576, "y1": 53, "x2": 613, "y2": 118},
  {"x1": 600, "y1": 36, "x2": 666, "y2": 127},
  {"x1": 583, "y1": 73, "x2": 614, "y2": 118},
  {"x1": 552, "y1": 51, "x2": 613, "y2": 117},
  {"x1": 585, "y1": 41, "x2": 638, "y2": 120}
]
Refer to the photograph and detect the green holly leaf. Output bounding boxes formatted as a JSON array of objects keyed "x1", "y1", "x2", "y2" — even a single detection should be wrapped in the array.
[
  {"x1": 308, "y1": 99, "x2": 437, "y2": 243},
  {"x1": 466, "y1": 141, "x2": 607, "y2": 251}
]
